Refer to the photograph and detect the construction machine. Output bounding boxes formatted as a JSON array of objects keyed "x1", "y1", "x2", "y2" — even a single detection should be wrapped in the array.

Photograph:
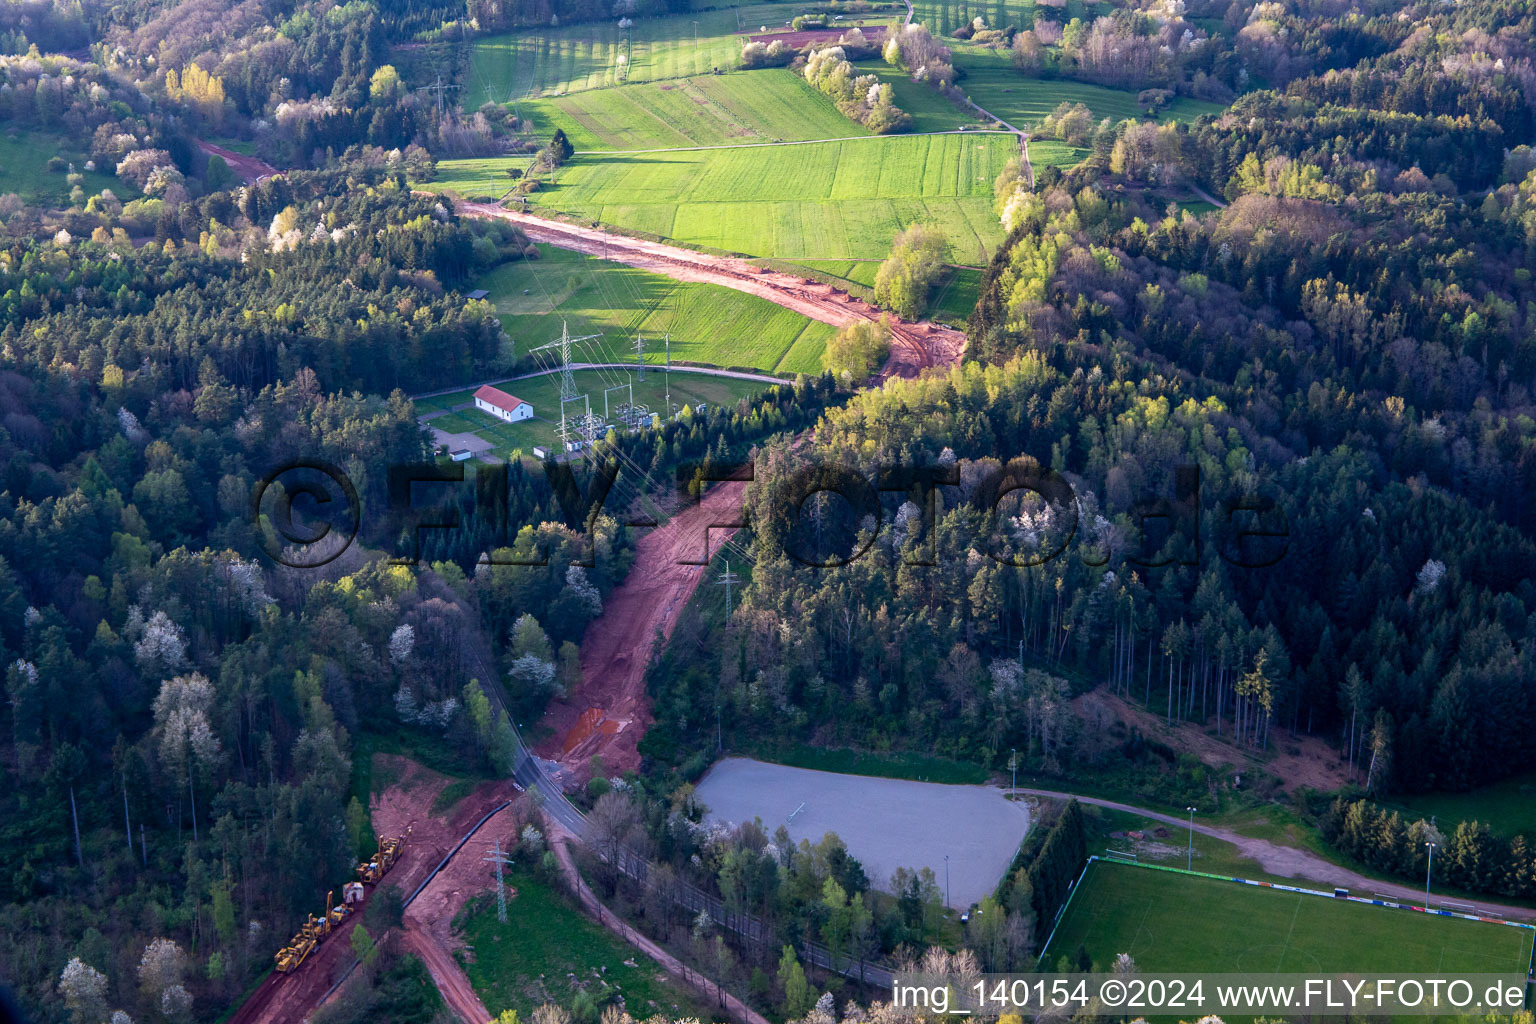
[
  {"x1": 273, "y1": 932, "x2": 316, "y2": 973},
  {"x1": 325, "y1": 889, "x2": 351, "y2": 929},
  {"x1": 278, "y1": 828, "x2": 411, "y2": 977},
  {"x1": 355, "y1": 827, "x2": 411, "y2": 884}
]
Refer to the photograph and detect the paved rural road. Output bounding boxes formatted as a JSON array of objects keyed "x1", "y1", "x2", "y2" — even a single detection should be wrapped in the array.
[{"x1": 1015, "y1": 788, "x2": 1536, "y2": 922}]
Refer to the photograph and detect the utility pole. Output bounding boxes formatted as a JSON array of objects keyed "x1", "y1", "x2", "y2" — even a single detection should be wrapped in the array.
[
  {"x1": 716, "y1": 560, "x2": 740, "y2": 618},
  {"x1": 1009, "y1": 748, "x2": 1018, "y2": 797},
  {"x1": 484, "y1": 841, "x2": 514, "y2": 923},
  {"x1": 665, "y1": 334, "x2": 672, "y2": 416},
  {"x1": 1186, "y1": 806, "x2": 1197, "y2": 871},
  {"x1": 1425, "y1": 841, "x2": 1438, "y2": 902},
  {"x1": 634, "y1": 333, "x2": 645, "y2": 381}
]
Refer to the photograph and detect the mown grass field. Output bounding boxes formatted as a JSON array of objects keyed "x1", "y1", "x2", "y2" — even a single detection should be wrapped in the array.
[
  {"x1": 1044, "y1": 859, "x2": 1535, "y2": 974},
  {"x1": 956, "y1": 54, "x2": 1227, "y2": 126},
  {"x1": 468, "y1": 244, "x2": 836, "y2": 373},
  {"x1": 459, "y1": 865, "x2": 718, "y2": 1021},
  {"x1": 529, "y1": 133, "x2": 1014, "y2": 260},
  {"x1": 417, "y1": 369, "x2": 772, "y2": 454},
  {"x1": 909, "y1": 0, "x2": 1038, "y2": 35},
  {"x1": 468, "y1": 3, "x2": 887, "y2": 102},
  {"x1": 511, "y1": 70, "x2": 866, "y2": 150},
  {"x1": 0, "y1": 128, "x2": 128, "y2": 207}
]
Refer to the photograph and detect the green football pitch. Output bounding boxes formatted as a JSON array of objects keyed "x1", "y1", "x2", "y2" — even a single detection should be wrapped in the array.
[{"x1": 1045, "y1": 859, "x2": 1536, "y2": 975}]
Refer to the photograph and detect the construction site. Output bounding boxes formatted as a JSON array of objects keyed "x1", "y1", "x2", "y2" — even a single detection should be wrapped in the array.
[
  {"x1": 272, "y1": 830, "x2": 411, "y2": 974},
  {"x1": 228, "y1": 762, "x2": 522, "y2": 1024}
]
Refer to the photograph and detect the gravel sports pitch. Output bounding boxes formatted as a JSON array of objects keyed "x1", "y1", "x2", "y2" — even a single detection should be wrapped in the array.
[{"x1": 694, "y1": 757, "x2": 1029, "y2": 907}]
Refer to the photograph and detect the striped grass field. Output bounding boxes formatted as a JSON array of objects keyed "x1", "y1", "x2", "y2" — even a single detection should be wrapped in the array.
[
  {"x1": 528, "y1": 133, "x2": 1015, "y2": 260},
  {"x1": 466, "y1": 3, "x2": 889, "y2": 103},
  {"x1": 471, "y1": 244, "x2": 837, "y2": 375},
  {"x1": 1045, "y1": 859, "x2": 1535, "y2": 975},
  {"x1": 909, "y1": 0, "x2": 1037, "y2": 35},
  {"x1": 510, "y1": 71, "x2": 867, "y2": 151}
]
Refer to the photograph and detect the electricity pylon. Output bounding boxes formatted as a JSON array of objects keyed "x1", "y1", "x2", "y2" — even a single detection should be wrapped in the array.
[
  {"x1": 483, "y1": 841, "x2": 514, "y2": 923},
  {"x1": 531, "y1": 320, "x2": 600, "y2": 403}
]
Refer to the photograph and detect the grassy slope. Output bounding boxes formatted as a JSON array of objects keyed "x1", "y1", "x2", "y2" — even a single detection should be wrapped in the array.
[
  {"x1": 527, "y1": 133, "x2": 1013, "y2": 260},
  {"x1": 0, "y1": 128, "x2": 129, "y2": 207},
  {"x1": 1045, "y1": 859, "x2": 1535, "y2": 973},
  {"x1": 467, "y1": 2, "x2": 897, "y2": 102},
  {"x1": 856, "y1": 61, "x2": 984, "y2": 134},
  {"x1": 458, "y1": 865, "x2": 716, "y2": 1021},
  {"x1": 512, "y1": 70, "x2": 867, "y2": 150},
  {"x1": 471, "y1": 244, "x2": 837, "y2": 373},
  {"x1": 1386, "y1": 773, "x2": 1536, "y2": 840},
  {"x1": 955, "y1": 51, "x2": 1226, "y2": 127}
]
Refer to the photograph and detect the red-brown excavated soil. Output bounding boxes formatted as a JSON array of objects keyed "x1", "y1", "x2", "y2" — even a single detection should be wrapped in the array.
[
  {"x1": 228, "y1": 755, "x2": 517, "y2": 1024},
  {"x1": 455, "y1": 203, "x2": 966, "y2": 378},
  {"x1": 196, "y1": 139, "x2": 279, "y2": 185},
  {"x1": 535, "y1": 480, "x2": 749, "y2": 777}
]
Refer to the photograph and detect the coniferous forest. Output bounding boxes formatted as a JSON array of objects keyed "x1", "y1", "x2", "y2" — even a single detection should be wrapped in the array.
[{"x1": 2, "y1": 0, "x2": 1536, "y2": 1018}]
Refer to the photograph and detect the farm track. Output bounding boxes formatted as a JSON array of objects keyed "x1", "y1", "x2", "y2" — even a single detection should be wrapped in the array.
[{"x1": 456, "y1": 202, "x2": 966, "y2": 377}]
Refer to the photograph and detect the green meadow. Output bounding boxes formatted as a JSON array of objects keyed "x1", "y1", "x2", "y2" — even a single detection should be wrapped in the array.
[
  {"x1": 510, "y1": 70, "x2": 865, "y2": 151},
  {"x1": 0, "y1": 128, "x2": 130, "y2": 207},
  {"x1": 525, "y1": 132, "x2": 1014, "y2": 260},
  {"x1": 1045, "y1": 859, "x2": 1535, "y2": 975}
]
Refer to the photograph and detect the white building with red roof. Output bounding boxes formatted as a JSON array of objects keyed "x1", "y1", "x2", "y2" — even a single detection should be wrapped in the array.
[{"x1": 473, "y1": 384, "x2": 533, "y2": 424}]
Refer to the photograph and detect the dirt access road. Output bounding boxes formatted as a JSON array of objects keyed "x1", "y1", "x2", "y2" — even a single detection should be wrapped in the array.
[
  {"x1": 456, "y1": 203, "x2": 967, "y2": 378},
  {"x1": 229, "y1": 756, "x2": 517, "y2": 1024},
  {"x1": 537, "y1": 481, "x2": 748, "y2": 776},
  {"x1": 547, "y1": 823, "x2": 771, "y2": 1024},
  {"x1": 1016, "y1": 787, "x2": 1536, "y2": 922},
  {"x1": 196, "y1": 139, "x2": 279, "y2": 185}
]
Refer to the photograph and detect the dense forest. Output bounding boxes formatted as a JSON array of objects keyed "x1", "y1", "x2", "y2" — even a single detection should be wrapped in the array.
[
  {"x1": 4, "y1": 0, "x2": 1536, "y2": 1014},
  {"x1": 648, "y1": 0, "x2": 1536, "y2": 827}
]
